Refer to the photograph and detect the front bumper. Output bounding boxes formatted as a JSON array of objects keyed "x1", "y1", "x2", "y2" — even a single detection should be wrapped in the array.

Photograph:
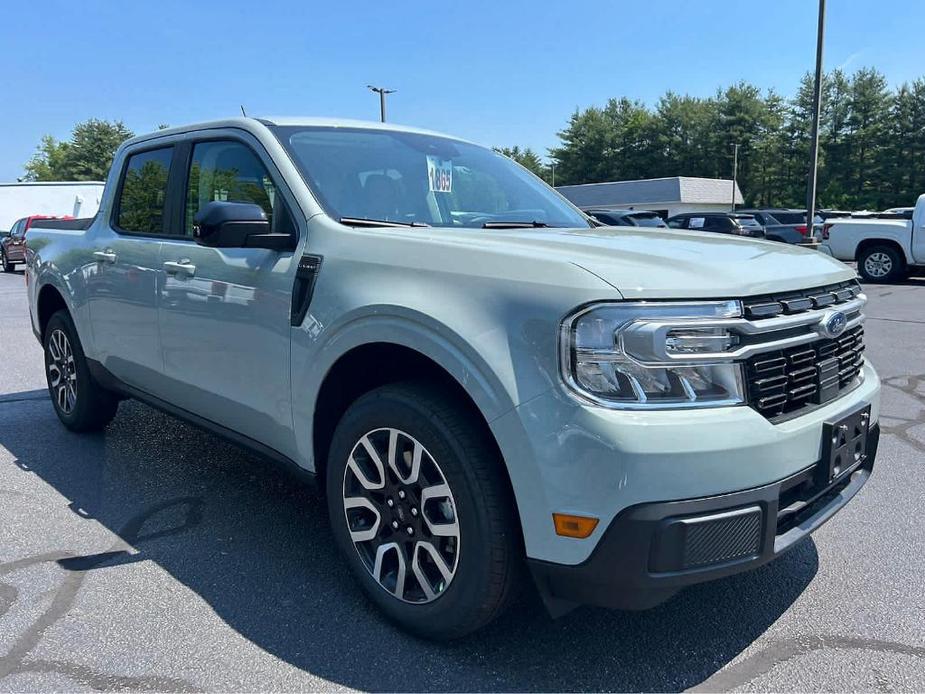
[{"x1": 529, "y1": 423, "x2": 878, "y2": 611}]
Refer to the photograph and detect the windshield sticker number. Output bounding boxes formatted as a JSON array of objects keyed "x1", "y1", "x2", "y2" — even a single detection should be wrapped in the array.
[
  {"x1": 427, "y1": 156, "x2": 453, "y2": 193},
  {"x1": 689, "y1": 217, "x2": 705, "y2": 228}
]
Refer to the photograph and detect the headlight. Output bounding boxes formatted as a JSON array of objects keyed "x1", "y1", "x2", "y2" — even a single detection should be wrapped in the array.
[{"x1": 560, "y1": 301, "x2": 746, "y2": 409}]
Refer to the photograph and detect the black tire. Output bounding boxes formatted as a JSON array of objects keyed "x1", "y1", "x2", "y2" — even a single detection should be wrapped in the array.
[
  {"x1": 1, "y1": 251, "x2": 13, "y2": 273},
  {"x1": 326, "y1": 382, "x2": 521, "y2": 640},
  {"x1": 43, "y1": 310, "x2": 119, "y2": 432},
  {"x1": 858, "y1": 244, "x2": 906, "y2": 283}
]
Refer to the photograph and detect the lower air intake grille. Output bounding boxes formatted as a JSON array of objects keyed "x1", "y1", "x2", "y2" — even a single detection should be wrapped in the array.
[
  {"x1": 746, "y1": 326, "x2": 865, "y2": 419},
  {"x1": 682, "y1": 508, "x2": 763, "y2": 569}
]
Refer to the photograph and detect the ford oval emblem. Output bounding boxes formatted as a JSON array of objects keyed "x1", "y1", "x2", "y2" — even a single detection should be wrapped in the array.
[{"x1": 820, "y1": 310, "x2": 848, "y2": 339}]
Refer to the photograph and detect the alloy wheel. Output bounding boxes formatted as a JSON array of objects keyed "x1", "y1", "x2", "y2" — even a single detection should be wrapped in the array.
[
  {"x1": 864, "y1": 252, "x2": 892, "y2": 278},
  {"x1": 47, "y1": 328, "x2": 77, "y2": 414},
  {"x1": 342, "y1": 427, "x2": 460, "y2": 604}
]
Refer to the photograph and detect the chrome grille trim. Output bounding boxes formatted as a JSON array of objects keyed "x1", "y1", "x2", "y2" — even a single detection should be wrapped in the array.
[{"x1": 620, "y1": 294, "x2": 865, "y2": 363}]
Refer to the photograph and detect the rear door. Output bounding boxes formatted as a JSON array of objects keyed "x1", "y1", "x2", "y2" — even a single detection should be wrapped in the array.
[
  {"x1": 155, "y1": 133, "x2": 300, "y2": 454},
  {"x1": 85, "y1": 145, "x2": 177, "y2": 391},
  {"x1": 702, "y1": 216, "x2": 733, "y2": 234}
]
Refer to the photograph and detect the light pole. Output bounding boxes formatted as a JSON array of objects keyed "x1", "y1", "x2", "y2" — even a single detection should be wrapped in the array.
[
  {"x1": 805, "y1": 0, "x2": 826, "y2": 239},
  {"x1": 731, "y1": 143, "x2": 739, "y2": 211},
  {"x1": 367, "y1": 85, "x2": 396, "y2": 123}
]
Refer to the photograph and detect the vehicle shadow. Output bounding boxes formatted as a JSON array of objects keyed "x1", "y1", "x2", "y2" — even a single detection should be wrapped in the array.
[{"x1": 0, "y1": 393, "x2": 819, "y2": 692}]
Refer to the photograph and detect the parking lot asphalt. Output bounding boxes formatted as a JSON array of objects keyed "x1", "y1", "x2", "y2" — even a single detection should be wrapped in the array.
[{"x1": 0, "y1": 266, "x2": 923, "y2": 692}]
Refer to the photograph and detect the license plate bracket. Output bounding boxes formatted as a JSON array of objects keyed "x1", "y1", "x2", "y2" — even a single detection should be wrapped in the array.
[{"x1": 817, "y1": 404, "x2": 871, "y2": 487}]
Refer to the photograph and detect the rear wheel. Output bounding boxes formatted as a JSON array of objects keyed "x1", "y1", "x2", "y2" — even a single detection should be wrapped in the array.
[
  {"x1": 858, "y1": 245, "x2": 906, "y2": 283},
  {"x1": 43, "y1": 310, "x2": 119, "y2": 431},
  {"x1": 326, "y1": 382, "x2": 521, "y2": 639}
]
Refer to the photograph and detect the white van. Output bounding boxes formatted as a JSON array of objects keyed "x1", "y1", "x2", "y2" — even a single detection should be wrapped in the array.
[{"x1": 0, "y1": 181, "x2": 104, "y2": 231}]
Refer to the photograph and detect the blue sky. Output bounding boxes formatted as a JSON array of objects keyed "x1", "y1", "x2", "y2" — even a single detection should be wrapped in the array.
[{"x1": 2, "y1": 0, "x2": 924, "y2": 181}]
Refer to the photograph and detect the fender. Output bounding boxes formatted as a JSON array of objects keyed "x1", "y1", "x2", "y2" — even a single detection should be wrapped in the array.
[{"x1": 290, "y1": 306, "x2": 527, "y2": 472}]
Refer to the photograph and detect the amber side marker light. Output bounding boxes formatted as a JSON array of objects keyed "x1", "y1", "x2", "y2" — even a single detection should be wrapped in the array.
[{"x1": 553, "y1": 513, "x2": 599, "y2": 538}]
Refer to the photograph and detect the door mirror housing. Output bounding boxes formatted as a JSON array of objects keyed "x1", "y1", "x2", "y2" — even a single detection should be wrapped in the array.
[{"x1": 193, "y1": 201, "x2": 296, "y2": 251}]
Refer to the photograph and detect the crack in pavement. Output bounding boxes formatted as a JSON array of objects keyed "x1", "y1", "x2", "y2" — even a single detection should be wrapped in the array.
[
  {"x1": 689, "y1": 635, "x2": 925, "y2": 692},
  {"x1": 0, "y1": 393, "x2": 49, "y2": 405},
  {"x1": 0, "y1": 497, "x2": 204, "y2": 692},
  {"x1": 878, "y1": 373, "x2": 925, "y2": 454}
]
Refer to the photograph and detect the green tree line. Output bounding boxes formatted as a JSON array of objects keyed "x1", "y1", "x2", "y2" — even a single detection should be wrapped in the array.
[
  {"x1": 501, "y1": 67, "x2": 925, "y2": 211},
  {"x1": 23, "y1": 119, "x2": 135, "y2": 181}
]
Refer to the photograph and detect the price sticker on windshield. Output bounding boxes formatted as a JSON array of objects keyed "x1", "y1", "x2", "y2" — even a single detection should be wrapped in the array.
[{"x1": 427, "y1": 156, "x2": 453, "y2": 193}]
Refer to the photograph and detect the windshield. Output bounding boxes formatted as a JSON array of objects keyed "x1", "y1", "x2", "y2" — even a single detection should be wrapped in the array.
[
  {"x1": 273, "y1": 126, "x2": 590, "y2": 229},
  {"x1": 630, "y1": 213, "x2": 667, "y2": 228}
]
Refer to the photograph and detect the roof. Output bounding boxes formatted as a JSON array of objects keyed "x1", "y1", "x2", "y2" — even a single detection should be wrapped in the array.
[
  {"x1": 0, "y1": 181, "x2": 105, "y2": 187},
  {"x1": 556, "y1": 176, "x2": 744, "y2": 208},
  {"x1": 587, "y1": 208, "x2": 659, "y2": 215},
  {"x1": 127, "y1": 116, "x2": 469, "y2": 148}
]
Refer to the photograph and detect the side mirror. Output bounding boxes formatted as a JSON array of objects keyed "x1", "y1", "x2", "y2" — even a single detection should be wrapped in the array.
[{"x1": 193, "y1": 201, "x2": 296, "y2": 251}]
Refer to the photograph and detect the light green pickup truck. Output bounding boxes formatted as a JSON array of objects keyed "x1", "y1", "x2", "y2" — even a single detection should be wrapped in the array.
[{"x1": 26, "y1": 117, "x2": 880, "y2": 639}]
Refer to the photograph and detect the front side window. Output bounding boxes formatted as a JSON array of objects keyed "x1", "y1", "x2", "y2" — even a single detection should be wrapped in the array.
[
  {"x1": 185, "y1": 140, "x2": 280, "y2": 235},
  {"x1": 116, "y1": 147, "x2": 174, "y2": 234},
  {"x1": 273, "y1": 126, "x2": 590, "y2": 229}
]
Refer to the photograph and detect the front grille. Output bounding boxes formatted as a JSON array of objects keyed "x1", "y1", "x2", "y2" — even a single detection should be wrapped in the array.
[{"x1": 746, "y1": 325, "x2": 865, "y2": 419}]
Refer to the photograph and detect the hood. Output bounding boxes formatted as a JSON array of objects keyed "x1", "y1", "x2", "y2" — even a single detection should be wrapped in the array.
[{"x1": 463, "y1": 226, "x2": 857, "y2": 299}]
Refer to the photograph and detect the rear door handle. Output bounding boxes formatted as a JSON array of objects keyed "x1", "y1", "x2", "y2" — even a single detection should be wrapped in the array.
[
  {"x1": 163, "y1": 259, "x2": 196, "y2": 277},
  {"x1": 93, "y1": 249, "x2": 117, "y2": 264}
]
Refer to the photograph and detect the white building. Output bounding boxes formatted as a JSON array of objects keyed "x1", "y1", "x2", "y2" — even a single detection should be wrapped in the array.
[
  {"x1": 0, "y1": 181, "x2": 105, "y2": 231},
  {"x1": 557, "y1": 176, "x2": 744, "y2": 218}
]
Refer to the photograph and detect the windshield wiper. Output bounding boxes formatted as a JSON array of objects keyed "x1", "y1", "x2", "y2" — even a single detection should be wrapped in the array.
[
  {"x1": 340, "y1": 217, "x2": 430, "y2": 228},
  {"x1": 481, "y1": 220, "x2": 554, "y2": 229}
]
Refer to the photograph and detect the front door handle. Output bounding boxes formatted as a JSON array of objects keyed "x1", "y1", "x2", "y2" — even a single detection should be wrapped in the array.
[
  {"x1": 163, "y1": 259, "x2": 196, "y2": 277},
  {"x1": 93, "y1": 249, "x2": 117, "y2": 264}
]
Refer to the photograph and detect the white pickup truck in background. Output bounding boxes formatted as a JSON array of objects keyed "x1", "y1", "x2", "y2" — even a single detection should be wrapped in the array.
[{"x1": 822, "y1": 192, "x2": 925, "y2": 282}]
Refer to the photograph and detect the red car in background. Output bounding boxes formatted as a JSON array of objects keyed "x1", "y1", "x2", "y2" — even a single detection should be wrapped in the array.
[{"x1": 2, "y1": 215, "x2": 73, "y2": 272}]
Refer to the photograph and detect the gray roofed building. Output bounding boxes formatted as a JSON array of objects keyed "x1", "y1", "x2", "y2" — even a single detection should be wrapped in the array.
[{"x1": 557, "y1": 176, "x2": 744, "y2": 218}]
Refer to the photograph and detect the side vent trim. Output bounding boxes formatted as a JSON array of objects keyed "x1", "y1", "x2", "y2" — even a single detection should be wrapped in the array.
[{"x1": 290, "y1": 254, "x2": 323, "y2": 327}]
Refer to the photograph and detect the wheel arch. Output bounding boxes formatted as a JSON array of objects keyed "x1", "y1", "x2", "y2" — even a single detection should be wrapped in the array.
[
  {"x1": 311, "y1": 341, "x2": 514, "y2": 494},
  {"x1": 855, "y1": 238, "x2": 909, "y2": 265},
  {"x1": 36, "y1": 283, "x2": 70, "y2": 340}
]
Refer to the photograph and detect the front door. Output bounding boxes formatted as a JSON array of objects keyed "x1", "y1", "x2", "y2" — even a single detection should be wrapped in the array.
[
  {"x1": 85, "y1": 145, "x2": 176, "y2": 392},
  {"x1": 156, "y1": 137, "x2": 299, "y2": 455}
]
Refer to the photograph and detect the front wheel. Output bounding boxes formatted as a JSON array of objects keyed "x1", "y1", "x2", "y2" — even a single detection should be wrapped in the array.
[
  {"x1": 1, "y1": 251, "x2": 13, "y2": 273},
  {"x1": 858, "y1": 245, "x2": 906, "y2": 283},
  {"x1": 326, "y1": 382, "x2": 521, "y2": 639},
  {"x1": 43, "y1": 310, "x2": 119, "y2": 431}
]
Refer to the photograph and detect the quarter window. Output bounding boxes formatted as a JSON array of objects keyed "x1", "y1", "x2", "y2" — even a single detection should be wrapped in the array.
[
  {"x1": 116, "y1": 147, "x2": 174, "y2": 234},
  {"x1": 185, "y1": 141, "x2": 279, "y2": 235}
]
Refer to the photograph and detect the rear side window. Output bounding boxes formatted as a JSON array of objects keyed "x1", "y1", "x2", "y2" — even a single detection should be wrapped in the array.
[
  {"x1": 702, "y1": 217, "x2": 731, "y2": 231},
  {"x1": 185, "y1": 140, "x2": 279, "y2": 235},
  {"x1": 773, "y1": 211, "x2": 804, "y2": 224},
  {"x1": 116, "y1": 147, "x2": 174, "y2": 234}
]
